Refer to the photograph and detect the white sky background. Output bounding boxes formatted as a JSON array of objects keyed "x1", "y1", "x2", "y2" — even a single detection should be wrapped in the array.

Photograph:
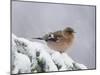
[{"x1": 12, "y1": 1, "x2": 95, "y2": 69}]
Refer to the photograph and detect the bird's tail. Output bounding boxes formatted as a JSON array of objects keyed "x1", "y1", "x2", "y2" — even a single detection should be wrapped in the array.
[{"x1": 32, "y1": 37, "x2": 44, "y2": 40}]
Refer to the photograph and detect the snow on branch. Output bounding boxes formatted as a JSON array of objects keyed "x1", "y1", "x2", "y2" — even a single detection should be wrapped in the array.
[{"x1": 12, "y1": 33, "x2": 87, "y2": 74}]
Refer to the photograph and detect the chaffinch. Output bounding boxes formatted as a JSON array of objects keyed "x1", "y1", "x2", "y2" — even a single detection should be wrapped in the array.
[{"x1": 32, "y1": 27, "x2": 75, "y2": 53}]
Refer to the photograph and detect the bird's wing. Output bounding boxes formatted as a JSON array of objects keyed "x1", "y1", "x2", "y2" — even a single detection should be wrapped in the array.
[
  {"x1": 44, "y1": 31, "x2": 63, "y2": 42},
  {"x1": 53, "y1": 31, "x2": 63, "y2": 37}
]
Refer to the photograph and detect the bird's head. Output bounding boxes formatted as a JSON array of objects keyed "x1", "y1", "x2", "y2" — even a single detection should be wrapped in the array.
[
  {"x1": 63, "y1": 27, "x2": 75, "y2": 34},
  {"x1": 62, "y1": 27, "x2": 75, "y2": 39}
]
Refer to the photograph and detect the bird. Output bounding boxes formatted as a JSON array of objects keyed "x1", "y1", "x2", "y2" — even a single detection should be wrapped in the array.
[{"x1": 32, "y1": 27, "x2": 75, "y2": 53}]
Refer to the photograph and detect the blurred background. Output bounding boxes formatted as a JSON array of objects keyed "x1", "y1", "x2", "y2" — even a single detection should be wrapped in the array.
[{"x1": 12, "y1": 1, "x2": 96, "y2": 69}]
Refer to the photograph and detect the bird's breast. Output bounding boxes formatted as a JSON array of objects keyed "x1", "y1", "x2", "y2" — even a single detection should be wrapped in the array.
[{"x1": 47, "y1": 39, "x2": 73, "y2": 52}]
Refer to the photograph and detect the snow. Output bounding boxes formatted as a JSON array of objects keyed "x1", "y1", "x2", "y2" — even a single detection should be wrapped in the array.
[
  {"x1": 12, "y1": 34, "x2": 31, "y2": 74},
  {"x1": 12, "y1": 52, "x2": 31, "y2": 74},
  {"x1": 11, "y1": 33, "x2": 87, "y2": 74}
]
